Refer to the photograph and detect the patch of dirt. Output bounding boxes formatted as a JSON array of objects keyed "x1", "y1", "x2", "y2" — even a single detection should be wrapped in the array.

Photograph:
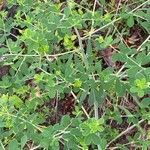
[{"x1": 0, "y1": 65, "x2": 10, "y2": 78}]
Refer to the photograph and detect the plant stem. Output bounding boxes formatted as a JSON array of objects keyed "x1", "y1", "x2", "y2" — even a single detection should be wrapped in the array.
[
  {"x1": 71, "y1": 91, "x2": 90, "y2": 119},
  {"x1": 94, "y1": 101, "x2": 102, "y2": 150},
  {"x1": 74, "y1": 27, "x2": 89, "y2": 70},
  {"x1": 0, "y1": 140, "x2": 5, "y2": 150},
  {"x1": 82, "y1": 0, "x2": 150, "y2": 39},
  {"x1": 106, "y1": 119, "x2": 145, "y2": 148}
]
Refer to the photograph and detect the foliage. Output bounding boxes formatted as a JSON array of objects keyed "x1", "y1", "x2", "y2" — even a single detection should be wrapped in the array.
[{"x1": 0, "y1": 0, "x2": 150, "y2": 149}]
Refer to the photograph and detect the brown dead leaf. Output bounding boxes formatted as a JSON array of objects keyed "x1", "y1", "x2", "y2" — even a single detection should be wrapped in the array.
[
  {"x1": 127, "y1": 34, "x2": 139, "y2": 45},
  {"x1": 101, "y1": 47, "x2": 116, "y2": 67},
  {"x1": 0, "y1": 0, "x2": 6, "y2": 10}
]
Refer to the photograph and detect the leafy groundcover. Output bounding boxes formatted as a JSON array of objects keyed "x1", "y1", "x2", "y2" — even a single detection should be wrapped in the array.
[{"x1": 0, "y1": 0, "x2": 150, "y2": 149}]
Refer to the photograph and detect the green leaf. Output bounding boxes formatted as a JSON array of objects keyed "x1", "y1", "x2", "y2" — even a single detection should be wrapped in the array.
[
  {"x1": 9, "y1": 95, "x2": 23, "y2": 108},
  {"x1": 138, "y1": 90, "x2": 144, "y2": 97},
  {"x1": 130, "y1": 86, "x2": 138, "y2": 93},
  {"x1": 0, "y1": 119, "x2": 5, "y2": 127},
  {"x1": 97, "y1": 36, "x2": 104, "y2": 43},
  {"x1": 91, "y1": 134, "x2": 101, "y2": 145},
  {"x1": 99, "y1": 0, "x2": 105, "y2": 5},
  {"x1": 127, "y1": 16, "x2": 134, "y2": 27},
  {"x1": 40, "y1": 138, "x2": 50, "y2": 149},
  {"x1": 21, "y1": 135, "x2": 28, "y2": 149},
  {"x1": 8, "y1": 139, "x2": 20, "y2": 150},
  {"x1": 50, "y1": 139, "x2": 59, "y2": 150},
  {"x1": 119, "y1": 43, "x2": 131, "y2": 54},
  {"x1": 73, "y1": 79, "x2": 82, "y2": 88},
  {"x1": 0, "y1": 77, "x2": 12, "y2": 88},
  {"x1": 61, "y1": 115, "x2": 71, "y2": 127},
  {"x1": 84, "y1": 134, "x2": 93, "y2": 145},
  {"x1": 141, "y1": 98, "x2": 150, "y2": 108},
  {"x1": 48, "y1": 87, "x2": 56, "y2": 98},
  {"x1": 85, "y1": 134, "x2": 101, "y2": 145},
  {"x1": 135, "y1": 78, "x2": 148, "y2": 89},
  {"x1": 115, "y1": 79, "x2": 126, "y2": 96}
]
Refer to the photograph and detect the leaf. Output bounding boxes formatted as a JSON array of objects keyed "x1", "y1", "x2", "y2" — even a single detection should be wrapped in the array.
[
  {"x1": 127, "y1": 16, "x2": 134, "y2": 27},
  {"x1": 51, "y1": 140, "x2": 59, "y2": 150},
  {"x1": 84, "y1": 134, "x2": 92, "y2": 145},
  {"x1": 73, "y1": 78, "x2": 82, "y2": 88},
  {"x1": 112, "y1": 52, "x2": 127, "y2": 62},
  {"x1": 141, "y1": 21, "x2": 150, "y2": 33},
  {"x1": 9, "y1": 95, "x2": 23, "y2": 108},
  {"x1": 98, "y1": 118, "x2": 104, "y2": 124},
  {"x1": 8, "y1": 139, "x2": 20, "y2": 150},
  {"x1": 135, "y1": 78, "x2": 148, "y2": 89},
  {"x1": 97, "y1": 36, "x2": 104, "y2": 43},
  {"x1": 138, "y1": 90, "x2": 144, "y2": 98},
  {"x1": 70, "y1": 128, "x2": 82, "y2": 137},
  {"x1": 115, "y1": 79, "x2": 126, "y2": 96},
  {"x1": 21, "y1": 135, "x2": 28, "y2": 149},
  {"x1": 48, "y1": 87, "x2": 56, "y2": 98},
  {"x1": 89, "y1": 89, "x2": 96, "y2": 105},
  {"x1": 40, "y1": 138, "x2": 49, "y2": 149},
  {"x1": 119, "y1": 43, "x2": 131, "y2": 54},
  {"x1": 42, "y1": 126, "x2": 54, "y2": 138},
  {"x1": 99, "y1": 0, "x2": 105, "y2": 5},
  {"x1": 85, "y1": 134, "x2": 101, "y2": 145},
  {"x1": 141, "y1": 98, "x2": 150, "y2": 108},
  {"x1": 61, "y1": 115, "x2": 71, "y2": 127},
  {"x1": 114, "y1": 110, "x2": 123, "y2": 124},
  {"x1": 0, "y1": 76, "x2": 12, "y2": 88},
  {"x1": 86, "y1": 39, "x2": 92, "y2": 58},
  {"x1": 91, "y1": 134, "x2": 101, "y2": 145},
  {"x1": 0, "y1": 119, "x2": 5, "y2": 127},
  {"x1": 79, "y1": 89, "x2": 89, "y2": 102},
  {"x1": 130, "y1": 86, "x2": 138, "y2": 93}
]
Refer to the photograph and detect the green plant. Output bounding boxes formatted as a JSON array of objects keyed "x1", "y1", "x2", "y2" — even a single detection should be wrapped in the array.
[{"x1": 0, "y1": 0, "x2": 150, "y2": 149}]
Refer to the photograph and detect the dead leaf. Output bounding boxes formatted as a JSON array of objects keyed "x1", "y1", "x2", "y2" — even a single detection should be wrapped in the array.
[{"x1": 0, "y1": 0, "x2": 6, "y2": 10}]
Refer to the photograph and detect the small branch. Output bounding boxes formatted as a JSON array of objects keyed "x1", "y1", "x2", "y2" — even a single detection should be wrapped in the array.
[
  {"x1": 71, "y1": 91, "x2": 90, "y2": 119},
  {"x1": 53, "y1": 122, "x2": 72, "y2": 138},
  {"x1": 90, "y1": 0, "x2": 97, "y2": 33},
  {"x1": 116, "y1": 35, "x2": 150, "y2": 76},
  {"x1": 94, "y1": 101, "x2": 102, "y2": 150},
  {"x1": 81, "y1": 0, "x2": 150, "y2": 39},
  {"x1": 74, "y1": 27, "x2": 89, "y2": 69},
  {"x1": 136, "y1": 35, "x2": 150, "y2": 52},
  {"x1": 2, "y1": 50, "x2": 76, "y2": 58},
  {"x1": 0, "y1": 140, "x2": 5, "y2": 150},
  {"x1": 106, "y1": 119, "x2": 145, "y2": 148},
  {"x1": 30, "y1": 145, "x2": 41, "y2": 150},
  {"x1": 115, "y1": 0, "x2": 122, "y2": 17},
  {"x1": 2, "y1": 112, "x2": 43, "y2": 132},
  {"x1": 92, "y1": 73, "x2": 102, "y2": 150}
]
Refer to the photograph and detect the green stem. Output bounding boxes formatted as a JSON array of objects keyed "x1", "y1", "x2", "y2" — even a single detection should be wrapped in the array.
[
  {"x1": 94, "y1": 102, "x2": 102, "y2": 150},
  {"x1": 74, "y1": 27, "x2": 89, "y2": 70}
]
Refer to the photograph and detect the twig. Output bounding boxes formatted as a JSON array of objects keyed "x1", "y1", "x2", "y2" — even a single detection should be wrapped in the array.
[
  {"x1": 115, "y1": 0, "x2": 122, "y2": 18},
  {"x1": 1, "y1": 112, "x2": 43, "y2": 132},
  {"x1": 90, "y1": 0, "x2": 97, "y2": 33},
  {"x1": 0, "y1": 140, "x2": 5, "y2": 150},
  {"x1": 15, "y1": 56, "x2": 26, "y2": 76},
  {"x1": 81, "y1": 0, "x2": 150, "y2": 39},
  {"x1": 30, "y1": 145, "x2": 41, "y2": 150},
  {"x1": 136, "y1": 35, "x2": 150, "y2": 52},
  {"x1": 116, "y1": 35, "x2": 150, "y2": 76},
  {"x1": 2, "y1": 50, "x2": 76, "y2": 58},
  {"x1": 106, "y1": 119, "x2": 145, "y2": 148},
  {"x1": 94, "y1": 102, "x2": 102, "y2": 150},
  {"x1": 71, "y1": 91, "x2": 90, "y2": 119},
  {"x1": 92, "y1": 73, "x2": 102, "y2": 150},
  {"x1": 74, "y1": 27, "x2": 89, "y2": 69}
]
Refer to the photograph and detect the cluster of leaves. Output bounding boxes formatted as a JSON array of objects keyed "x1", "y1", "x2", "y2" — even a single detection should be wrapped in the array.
[{"x1": 0, "y1": 0, "x2": 150, "y2": 149}]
